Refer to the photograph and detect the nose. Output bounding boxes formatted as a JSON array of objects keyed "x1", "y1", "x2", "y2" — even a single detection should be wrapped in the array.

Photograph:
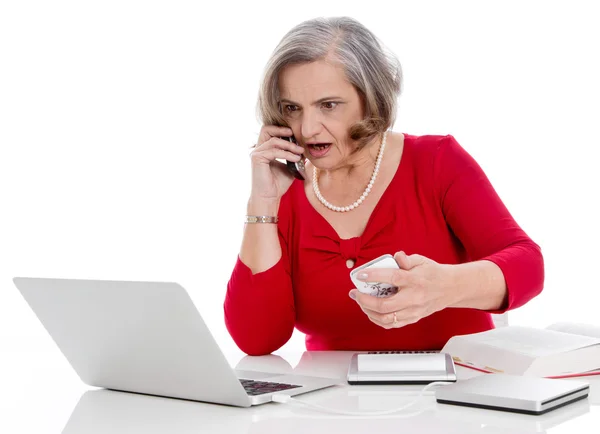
[{"x1": 301, "y1": 109, "x2": 323, "y2": 140}]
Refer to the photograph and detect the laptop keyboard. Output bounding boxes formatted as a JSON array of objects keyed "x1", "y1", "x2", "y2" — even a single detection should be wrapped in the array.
[{"x1": 239, "y1": 379, "x2": 302, "y2": 396}]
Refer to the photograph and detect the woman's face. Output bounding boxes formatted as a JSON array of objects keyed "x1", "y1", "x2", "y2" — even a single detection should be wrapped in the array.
[{"x1": 278, "y1": 59, "x2": 366, "y2": 170}]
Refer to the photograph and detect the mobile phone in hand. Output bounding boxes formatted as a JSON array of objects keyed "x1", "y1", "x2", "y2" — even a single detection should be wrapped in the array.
[
  {"x1": 284, "y1": 135, "x2": 306, "y2": 180},
  {"x1": 349, "y1": 254, "x2": 400, "y2": 297}
]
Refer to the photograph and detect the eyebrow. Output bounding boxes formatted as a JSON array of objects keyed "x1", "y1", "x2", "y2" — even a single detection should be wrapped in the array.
[{"x1": 279, "y1": 96, "x2": 343, "y2": 105}]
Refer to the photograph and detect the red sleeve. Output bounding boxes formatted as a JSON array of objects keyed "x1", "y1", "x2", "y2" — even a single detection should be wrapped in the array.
[
  {"x1": 435, "y1": 135, "x2": 545, "y2": 313},
  {"x1": 223, "y1": 203, "x2": 295, "y2": 356}
]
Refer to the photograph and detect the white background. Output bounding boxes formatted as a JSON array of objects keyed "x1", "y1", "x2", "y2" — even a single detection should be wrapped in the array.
[{"x1": 1, "y1": 0, "x2": 599, "y2": 363}]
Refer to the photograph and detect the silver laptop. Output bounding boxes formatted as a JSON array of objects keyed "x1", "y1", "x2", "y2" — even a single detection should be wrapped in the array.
[{"x1": 13, "y1": 277, "x2": 336, "y2": 407}]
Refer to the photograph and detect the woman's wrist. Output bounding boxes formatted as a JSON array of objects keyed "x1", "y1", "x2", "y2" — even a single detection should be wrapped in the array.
[{"x1": 247, "y1": 197, "x2": 280, "y2": 216}]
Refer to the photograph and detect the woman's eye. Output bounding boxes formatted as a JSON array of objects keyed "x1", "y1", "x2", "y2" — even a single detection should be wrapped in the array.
[
  {"x1": 285, "y1": 105, "x2": 299, "y2": 113},
  {"x1": 322, "y1": 101, "x2": 338, "y2": 110}
]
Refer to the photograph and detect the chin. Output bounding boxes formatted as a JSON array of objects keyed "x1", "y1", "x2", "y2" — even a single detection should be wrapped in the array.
[{"x1": 308, "y1": 158, "x2": 333, "y2": 171}]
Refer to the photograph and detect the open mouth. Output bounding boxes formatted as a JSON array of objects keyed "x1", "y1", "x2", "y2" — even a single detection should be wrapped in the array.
[
  {"x1": 307, "y1": 143, "x2": 332, "y2": 157},
  {"x1": 309, "y1": 143, "x2": 331, "y2": 150}
]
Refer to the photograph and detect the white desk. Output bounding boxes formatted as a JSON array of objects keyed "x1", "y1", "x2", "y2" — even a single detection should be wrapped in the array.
[{"x1": 1, "y1": 346, "x2": 599, "y2": 433}]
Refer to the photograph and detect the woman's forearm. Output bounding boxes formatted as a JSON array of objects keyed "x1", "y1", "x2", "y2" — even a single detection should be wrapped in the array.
[
  {"x1": 446, "y1": 260, "x2": 508, "y2": 311},
  {"x1": 228, "y1": 198, "x2": 295, "y2": 355},
  {"x1": 239, "y1": 198, "x2": 283, "y2": 274}
]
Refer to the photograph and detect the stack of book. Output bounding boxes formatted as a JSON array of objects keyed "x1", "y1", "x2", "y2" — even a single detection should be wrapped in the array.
[{"x1": 441, "y1": 322, "x2": 600, "y2": 378}]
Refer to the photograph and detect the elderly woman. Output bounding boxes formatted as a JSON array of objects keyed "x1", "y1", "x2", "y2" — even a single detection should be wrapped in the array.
[{"x1": 224, "y1": 17, "x2": 544, "y2": 356}]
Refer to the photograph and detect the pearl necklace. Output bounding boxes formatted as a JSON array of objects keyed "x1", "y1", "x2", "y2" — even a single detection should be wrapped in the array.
[{"x1": 312, "y1": 132, "x2": 387, "y2": 213}]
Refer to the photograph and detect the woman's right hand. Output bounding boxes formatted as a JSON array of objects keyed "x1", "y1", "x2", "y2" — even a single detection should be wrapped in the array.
[{"x1": 249, "y1": 125, "x2": 305, "y2": 204}]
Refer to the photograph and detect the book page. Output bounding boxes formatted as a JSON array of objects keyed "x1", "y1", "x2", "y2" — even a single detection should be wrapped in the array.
[
  {"x1": 534, "y1": 345, "x2": 600, "y2": 376},
  {"x1": 459, "y1": 326, "x2": 600, "y2": 358},
  {"x1": 546, "y1": 322, "x2": 600, "y2": 339}
]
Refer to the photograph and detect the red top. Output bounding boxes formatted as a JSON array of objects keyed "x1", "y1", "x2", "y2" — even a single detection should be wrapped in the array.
[{"x1": 224, "y1": 133, "x2": 544, "y2": 356}]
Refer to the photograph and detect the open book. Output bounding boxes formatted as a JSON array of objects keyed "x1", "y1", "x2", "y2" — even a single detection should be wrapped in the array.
[{"x1": 441, "y1": 322, "x2": 600, "y2": 378}]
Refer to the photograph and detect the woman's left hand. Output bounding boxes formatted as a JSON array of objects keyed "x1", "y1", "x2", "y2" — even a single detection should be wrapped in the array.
[{"x1": 349, "y1": 251, "x2": 456, "y2": 329}]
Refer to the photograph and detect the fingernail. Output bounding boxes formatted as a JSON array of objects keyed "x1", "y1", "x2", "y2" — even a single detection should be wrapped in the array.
[
  {"x1": 357, "y1": 273, "x2": 369, "y2": 281},
  {"x1": 348, "y1": 291, "x2": 357, "y2": 300}
]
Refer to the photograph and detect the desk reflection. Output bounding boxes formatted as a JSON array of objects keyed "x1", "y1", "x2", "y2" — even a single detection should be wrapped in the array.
[
  {"x1": 234, "y1": 351, "x2": 355, "y2": 380},
  {"x1": 61, "y1": 388, "x2": 590, "y2": 434},
  {"x1": 61, "y1": 351, "x2": 593, "y2": 434},
  {"x1": 235, "y1": 351, "x2": 600, "y2": 405}
]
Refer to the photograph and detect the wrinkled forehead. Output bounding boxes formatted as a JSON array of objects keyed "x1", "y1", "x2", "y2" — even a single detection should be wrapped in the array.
[{"x1": 278, "y1": 60, "x2": 353, "y2": 101}]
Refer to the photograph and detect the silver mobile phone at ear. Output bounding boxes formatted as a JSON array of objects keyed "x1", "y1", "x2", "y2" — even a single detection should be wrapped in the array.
[{"x1": 284, "y1": 135, "x2": 306, "y2": 180}]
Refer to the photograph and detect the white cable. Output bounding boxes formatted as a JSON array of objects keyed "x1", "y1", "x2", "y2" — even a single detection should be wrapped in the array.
[{"x1": 271, "y1": 381, "x2": 453, "y2": 416}]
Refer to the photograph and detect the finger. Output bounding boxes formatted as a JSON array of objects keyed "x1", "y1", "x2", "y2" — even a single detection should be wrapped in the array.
[
  {"x1": 258, "y1": 126, "x2": 295, "y2": 146},
  {"x1": 355, "y1": 303, "x2": 395, "y2": 329},
  {"x1": 395, "y1": 251, "x2": 429, "y2": 269},
  {"x1": 356, "y1": 267, "x2": 409, "y2": 287},
  {"x1": 364, "y1": 310, "x2": 419, "y2": 329},
  {"x1": 353, "y1": 286, "x2": 417, "y2": 314},
  {"x1": 252, "y1": 137, "x2": 304, "y2": 163},
  {"x1": 388, "y1": 316, "x2": 420, "y2": 328},
  {"x1": 256, "y1": 136, "x2": 305, "y2": 154},
  {"x1": 394, "y1": 251, "x2": 411, "y2": 269},
  {"x1": 361, "y1": 306, "x2": 398, "y2": 325},
  {"x1": 392, "y1": 314, "x2": 423, "y2": 328},
  {"x1": 362, "y1": 308, "x2": 394, "y2": 327},
  {"x1": 362, "y1": 305, "x2": 421, "y2": 326},
  {"x1": 352, "y1": 290, "x2": 398, "y2": 314},
  {"x1": 366, "y1": 315, "x2": 395, "y2": 330},
  {"x1": 251, "y1": 147, "x2": 302, "y2": 164}
]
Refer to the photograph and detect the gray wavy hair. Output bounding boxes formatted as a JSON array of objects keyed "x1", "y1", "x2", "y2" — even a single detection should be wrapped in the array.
[{"x1": 257, "y1": 16, "x2": 403, "y2": 150}]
